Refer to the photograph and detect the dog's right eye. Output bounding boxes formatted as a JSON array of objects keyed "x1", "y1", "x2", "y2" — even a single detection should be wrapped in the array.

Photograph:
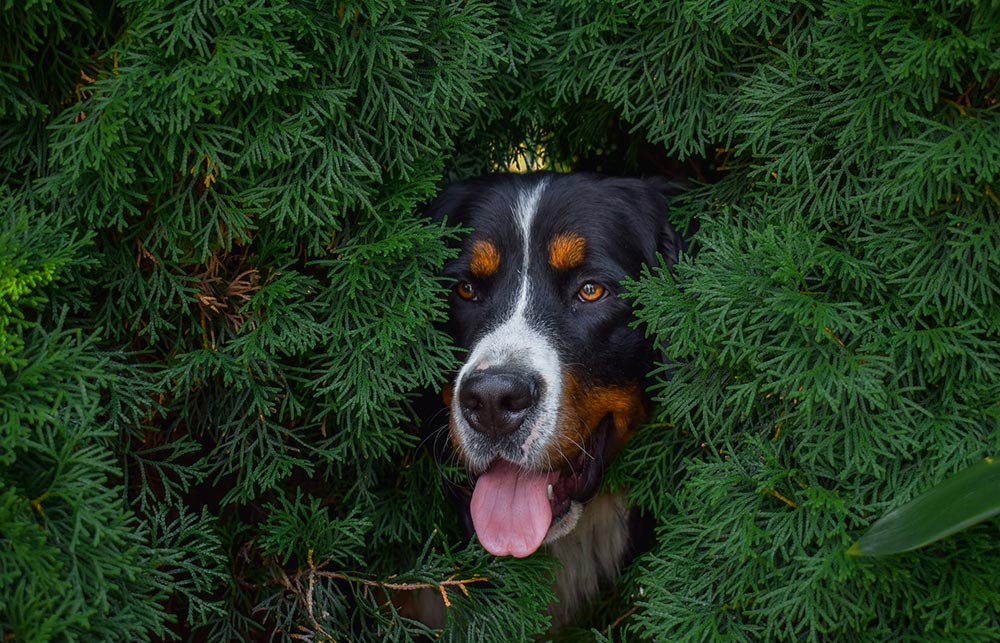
[
  {"x1": 577, "y1": 282, "x2": 606, "y2": 302},
  {"x1": 455, "y1": 281, "x2": 478, "y2": 301}
]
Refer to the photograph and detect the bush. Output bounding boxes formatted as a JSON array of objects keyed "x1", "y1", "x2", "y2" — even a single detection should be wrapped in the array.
[{"x1": 1, "y1": 1, "x2": 998, "y2": 641}]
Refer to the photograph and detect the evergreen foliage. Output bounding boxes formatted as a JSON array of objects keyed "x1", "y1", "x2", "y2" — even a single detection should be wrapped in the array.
[{"x1": 2, "y1": 1, "x2": 998, "y2": 641}]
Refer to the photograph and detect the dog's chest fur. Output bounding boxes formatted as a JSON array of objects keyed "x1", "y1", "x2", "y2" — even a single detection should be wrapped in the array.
[{"x1": 547, "y1": 493, "x2": 630, "y2": 624}]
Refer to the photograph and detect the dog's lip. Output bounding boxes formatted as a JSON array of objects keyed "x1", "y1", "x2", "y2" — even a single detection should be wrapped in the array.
[{"x1": 548, "y1": 448, "x2": 595, "y2": 517}]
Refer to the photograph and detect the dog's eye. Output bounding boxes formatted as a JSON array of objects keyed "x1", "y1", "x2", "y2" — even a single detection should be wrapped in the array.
[
  {"x1": 577, "y1": 282, "x2": 606, "y2": 302},
  {"x1": 455, "y1": 281, "x2": 478, "y2": 301}
]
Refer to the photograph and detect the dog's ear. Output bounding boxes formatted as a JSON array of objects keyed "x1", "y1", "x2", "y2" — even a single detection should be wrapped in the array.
[
  {"x1": 659, "y1": 218, "x2": 684, "y2": 272},
  {"x1": 424, "y1": 180, "x2": 478, "y2": 227},
  {"x1": 636, "y1": 177, "x2": 694, "y2": 377},
  {"x1": 642, "y1": 176, "x2": 692, "y2": 271}
]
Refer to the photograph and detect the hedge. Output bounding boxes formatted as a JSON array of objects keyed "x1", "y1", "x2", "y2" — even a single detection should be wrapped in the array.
[{"x1": 2, "y1": 1, "x2": 998, "y2": 641}]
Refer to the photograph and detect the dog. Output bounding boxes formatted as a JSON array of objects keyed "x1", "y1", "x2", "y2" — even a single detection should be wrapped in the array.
[{"x1": 426, "y1": 171, "x2": 683, "y2": 624}]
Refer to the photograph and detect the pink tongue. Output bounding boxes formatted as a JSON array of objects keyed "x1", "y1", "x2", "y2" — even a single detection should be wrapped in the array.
[{"x1": 470, "y1": 460, "x2": 553, "y2": 558}]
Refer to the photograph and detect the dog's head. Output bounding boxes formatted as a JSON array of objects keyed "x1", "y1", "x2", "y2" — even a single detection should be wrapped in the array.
[{"x1": 430, "y1": 172, "x2": 681, "y2": 558}]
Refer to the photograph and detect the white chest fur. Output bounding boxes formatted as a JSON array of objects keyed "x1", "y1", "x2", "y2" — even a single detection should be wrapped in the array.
[{"x1": 546, "y1": 493, "x2": 630, "y2": 625}]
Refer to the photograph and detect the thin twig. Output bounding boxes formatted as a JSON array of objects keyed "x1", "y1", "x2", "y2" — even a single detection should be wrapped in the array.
[
  {"x1": 312, "y1": 570, "x2": 488, "y2": 593},
  {"x1": 611, "y1": 604, "x2": 639, "y2": 630}
]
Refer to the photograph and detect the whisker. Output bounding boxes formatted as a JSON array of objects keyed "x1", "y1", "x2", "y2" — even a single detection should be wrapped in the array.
[
  {"x1": 555, "y1": 444, "x2": 577, "y2": 474},
  {"x1": 564, "y1": 433, "x2": 595, "y2": 462}
]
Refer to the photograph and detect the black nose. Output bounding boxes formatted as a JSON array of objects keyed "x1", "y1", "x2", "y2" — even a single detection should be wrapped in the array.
[{"x1": 459, "y1": 369, "x2": 538, "y2": 438}]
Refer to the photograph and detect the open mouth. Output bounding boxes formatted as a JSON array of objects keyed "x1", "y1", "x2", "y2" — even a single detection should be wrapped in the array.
[{"x1": 468, "y1": 416, "x2": 611, "y2": 558}]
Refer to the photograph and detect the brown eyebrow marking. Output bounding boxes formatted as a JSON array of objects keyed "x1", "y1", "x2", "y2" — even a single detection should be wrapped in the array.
[
  {"x1": 548, "y1": 233, "x2": 587, "y2": 270},
  {"x1": 469, "y1": 239, "x2": 501, "y2": 278}
]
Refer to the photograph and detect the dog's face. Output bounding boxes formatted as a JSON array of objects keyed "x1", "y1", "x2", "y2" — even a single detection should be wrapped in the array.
[{"x1": 430, "y1": 172, "x2": 680, "y2": 559}]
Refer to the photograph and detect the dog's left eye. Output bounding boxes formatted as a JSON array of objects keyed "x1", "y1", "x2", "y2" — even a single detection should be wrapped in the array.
[
  {"x1": 455, "y1": 281, "x2": 478, "y2": 301},
  {"x1": 577, "y1": 282, "x2": 606, "y2": 302}
]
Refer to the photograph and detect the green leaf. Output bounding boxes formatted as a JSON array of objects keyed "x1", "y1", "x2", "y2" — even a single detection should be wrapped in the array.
[{"x1": 850, "y1": 457, "x2": 1000, "y2": 556}]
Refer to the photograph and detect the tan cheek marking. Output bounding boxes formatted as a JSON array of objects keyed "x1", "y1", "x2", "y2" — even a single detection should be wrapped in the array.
[
  {"x1": 549, "y1": 373, "x2": 648, "y2": 461},
  {"x1": 469, "y1": 239, "x2": 501, "y2": 278},
  {"x1": 548, "y1": 233, "x2": 587, "y2": 271}
]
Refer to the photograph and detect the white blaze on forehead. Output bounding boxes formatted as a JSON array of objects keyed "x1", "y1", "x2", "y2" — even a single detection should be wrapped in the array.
[{"x1": 452, "y1": 178, "x2": 563, "y2": 470}]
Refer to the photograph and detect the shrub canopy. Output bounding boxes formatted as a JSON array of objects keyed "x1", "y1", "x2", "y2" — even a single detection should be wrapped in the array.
[{"x1": 2, "y1": 1, "x2": 999, "y2": 641}]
